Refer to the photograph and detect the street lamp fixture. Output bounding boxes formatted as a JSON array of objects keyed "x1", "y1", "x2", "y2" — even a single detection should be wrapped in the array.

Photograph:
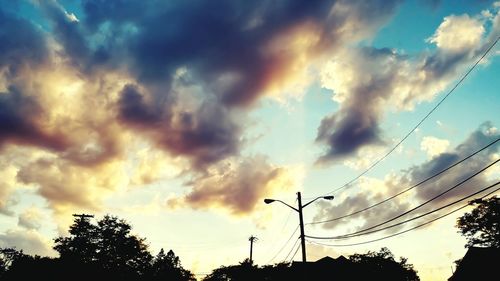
[{"x1": 264, "y1": 199, "x2": 275, "y2": 204}]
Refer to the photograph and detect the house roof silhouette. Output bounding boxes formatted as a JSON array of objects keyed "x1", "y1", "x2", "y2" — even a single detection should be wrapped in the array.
[
  {"x1": 448, "y1": 247, "x2": 500, "y2": 281},
  {"x1": 291, "y1": 256, "x2": 355, "y2": 279}
]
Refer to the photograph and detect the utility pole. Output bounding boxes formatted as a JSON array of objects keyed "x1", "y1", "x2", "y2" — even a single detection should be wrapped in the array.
[
  {"x1": 249, "y1": 235, "x2": 258, "y2": 264},
  {"x1": 297, "y1": 192, "x2": 307, "y2": 263},
  {"x1": 72, "y1": 213, "x2": 94, "y2": 220},
  {"x1": 264, "y1": 193, "x2": 333, "y2": 264}
]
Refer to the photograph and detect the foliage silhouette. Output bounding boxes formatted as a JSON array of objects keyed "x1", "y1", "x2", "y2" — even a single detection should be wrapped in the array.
[
  {"x1": 54, "y1": 215, "x2": 153, "y2": 275},
  {"x1": 203, "y1": 248, "x2": 419, "y2": 281},
  {"x1": 150, "y1": 249, "x2": 195, "y2": 281},
  {"x1": 457, "y1": 196, "x2": 500, "y2": 248},
  {"x1": 349, "y1": 247, "x2": 419, "y2": 281},
  {"x1": 0, "y1": 214, "x2": 194, "y2": 281},
  {"x1": 203, "y1": 259, "x2": 293, "y2": 281}
]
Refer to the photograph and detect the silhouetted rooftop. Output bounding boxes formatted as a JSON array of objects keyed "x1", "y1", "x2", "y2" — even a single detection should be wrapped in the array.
[{"x1": 449, "y1": 247, "x2": 500, "y2": 281}]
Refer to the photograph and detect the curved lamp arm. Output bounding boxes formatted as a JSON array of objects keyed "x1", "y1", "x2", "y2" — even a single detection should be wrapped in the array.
[{"x1": 263, "y1": 199, "x2": 298, "y2": 212}]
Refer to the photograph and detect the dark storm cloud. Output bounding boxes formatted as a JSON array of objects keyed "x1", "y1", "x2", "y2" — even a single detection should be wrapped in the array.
[
  {"x1": 35, "y1": 0, "x2": 402, "y2": 167},
  {"x1": 407, "y1": 122, "x2": 499, "y2": 204},
  {"x1": 316, "y1": 14, "x2": 498, "y2": 163},
  {"x1": 316, "y1": 105, "x2": 385, "y2": 160},
  {"x1": 313, "y1": 123, "x2": 499, "y2": 233},
  {"x1": 0, "y1": 86, "x2": 67, "y2": 151},
  {"x1": 124, "y1": 0, "x2": 351, "y2": 105},
  {"x1": 0, "y1": 7, "x2": 48, "y2": 76},
  {"x1": 117, "y1": 84, "x2": 241, "y2": 167},
  {"x1": 313, "y1": 188, "x2": 411, "y2": 232},
  {"x1": 40, "y1": 1, "x2": 90, "y2": 68},
  {"x1": 118, "y1": 84, "x2": 162, "y2": 125},
  {"x1": 0, "y1": 6, "x2": 65, "y2": 150},
  {"x1": 316, "y1": 47, "x2": 401, "y2": 162},
  {"x1": 167, "y1": 155, "x2": 287, "y2": 215}
]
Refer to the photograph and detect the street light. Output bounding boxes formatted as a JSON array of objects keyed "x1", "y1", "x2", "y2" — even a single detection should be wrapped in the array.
[{"x1": 264, "y1": 192, "x2": 334, "y2": 263}]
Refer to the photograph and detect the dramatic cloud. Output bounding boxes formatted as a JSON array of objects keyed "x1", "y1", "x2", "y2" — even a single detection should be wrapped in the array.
[
  {"x1": 1, "y1": 0, "x2": 497, "y2": 239},
  {"x1": 0, "y1": 151, "x2": 23, "y2": 216},
  {"x1": 32, "y1": 0, "x2": 404, "y2": 169},
  {"x1": 0, "y1": 0, "x2": 408, "y2": 219},
  {"x1": 426, "y1": 14, "x2": 484, "y2": 53},
  {"x1": 17, "y1": 156, "x2": 129, "y2": 215},
  {"x1": 167, "y1": 155, "x2": 302, "y2": 215},
  {"x1": 407, "y1": 122, "x2": 499, "y2": 205},
  {"x1": 313, "y1": 122, "x2": 499, "y2": 233},
  {"x1": 317, "y1": 4, "x2": 500, "y2": 163},
  {"x1": 0, "y1": 87, "x2": 68, "y2": 151},
  {"x1": 420, "y1": 136, "x2": 450, "y2": 158},
  {"x1": 0, "y1": 8, "x2": 68, "y2": 152},
  {"x1": 0, "y1": 229, "x2": 55, "y2": 257},
  {"x1": 313, "y1": 173, "x2": 412, "y2": 232},
  {"x1": 0, "y1": 7, "x2": 48, "y2": 74},
  {"x1": 18, "y1": 207, "x2": 43, "y2": 230},
  {"x1": 130, "y1": 148, "x2": 186, "y2": 186},
  {"x1": 116, "y1": 83, "x2": 242, "y2": 167}
]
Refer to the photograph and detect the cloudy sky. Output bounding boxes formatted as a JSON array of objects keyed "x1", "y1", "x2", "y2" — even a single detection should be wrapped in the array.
[{"x1": 0, "y1": 0, "x2": 499, "y2": 280}]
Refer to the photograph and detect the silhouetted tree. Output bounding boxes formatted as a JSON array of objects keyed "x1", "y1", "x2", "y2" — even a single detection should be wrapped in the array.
[
  {"x1": 52, "y1": 214, "x2": 199, "y2": 280},
  {"x1": 150, "y1": 249, "x2": 195, "y2": 281},
  {"x1": 202, "y1": 260, "x2": 296, "y2": 281},
  {"x1": 203, "y1": 259, "x2": 260, "y2": 281},
  {"x1": 1, "y1": 215, "x2": 195, "y2": 281},
  {"x1": 0, "y1": 248, "x2": 24, "y2": 278},
  {"x1": 349, "y1": 247, "x2": 419, "y2": 281},
  {"x1": 54, "y1": 215, "x2": 153, "y2": 275},
  {"x1": 53, "y1": 215, "x2": 97, "y2": 263},
  {"x1": 95, "y1": 215, "x2": 152, "y2": 275},
  {"x1": 0, "y1": 248, "x2": 25, "y2": 271},
  {"x1": 457, "y1": 196, "x2": 500, "y2": 248}
]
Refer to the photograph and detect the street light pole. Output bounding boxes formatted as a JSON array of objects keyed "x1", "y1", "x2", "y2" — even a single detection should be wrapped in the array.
[
  {"x1": 297, "y1": 192, "x2": 307, "y2": 263},
  {"x1": 264, "y1": 193, "x2": 333, "y2": 263}
]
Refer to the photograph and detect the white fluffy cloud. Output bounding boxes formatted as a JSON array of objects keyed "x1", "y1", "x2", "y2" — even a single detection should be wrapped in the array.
[
  {"x1": 427, "y1": 14, "x2": 485, "y2": 53},
  {"x1": 0, "y1": 229, "x2": 56, "y2": 257},
  {"x1": 167, "y1": 155, "x2": 304, "y2": 216},
  {"x1": 420, "y1": 136, "x2": 450, "y2": 158},
  {"x1": 316, "y1": 3, "x2": 500, "y2": 163},
  {"x1": 18, "y1": 207, "x2": 44, "y2": 230}
]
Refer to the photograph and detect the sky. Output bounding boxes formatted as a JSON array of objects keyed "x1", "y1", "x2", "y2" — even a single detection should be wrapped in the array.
[{"x1": 0, "y1": 0, "x2": 499, "y2": 280}]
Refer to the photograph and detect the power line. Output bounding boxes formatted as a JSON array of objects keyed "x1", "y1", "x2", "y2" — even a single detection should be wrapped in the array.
[
  {"x1": 307, "y1": 185, "x2": 500, "y2": 247},
  {"x1": 308, "y1": 138, "x2": 499, "y2": 225},
  {"x1": 282, "y1": 237, "x2": 300, "y2": 263},
  {"x1": 288, "y1": 241, "x2": 302, "y2": 263},
  {"x1": 320, "y1": 36, "x2": 500, "y2": 197},
  {"x1": 266, "y1": 225, "x2": 299, "y2": 264},
  {"x1": 307, "y1": 158, "x2": 499, "y2": 239},
  {"x1": 312, "y1": 180, "x2": 500, "y2": 240}
]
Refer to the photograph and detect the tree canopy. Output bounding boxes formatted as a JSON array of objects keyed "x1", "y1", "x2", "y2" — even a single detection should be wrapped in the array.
[
  {"x1": 0, "y1": 214, "x2": 194, "y2": 281},
  {"x1": 457, "y1": 196, "x2": 500, "y2": 248},
  {"x1": 203, "y1": 248, "x2": 419, "y2": 281},
  {"x1": 349, "y1": 247, "x2": 419, "y2": 281}
]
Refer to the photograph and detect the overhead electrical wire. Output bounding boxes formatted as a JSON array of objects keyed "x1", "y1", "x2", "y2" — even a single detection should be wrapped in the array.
[
  {"x1": 288, "y1": 242, "x2": 302, "y2": 263},
  {"x1": 306, "y1": 157, "x2": 499, "y2": 239},
  {"x1": 306, "y1": 184, "x2": 500, "y2": 247},
  {"x1": 264, "y1": 198, "x2": 298, "y2": 264},
  {"x1": 309, "y1": 180, "x2": 499, "y2": 240},
  {"x1": 319, "y1": 36, "x2": 500, "y2": 197},
  {"x1": 266, "y1": 225, "x2": 299, "y2": 264},
  {"x1": 282, "y1": 237, "x2": 300, "y2": 263},
  {"x1": 308, "y1": 138, "x2": 499, "y2": 225}
]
